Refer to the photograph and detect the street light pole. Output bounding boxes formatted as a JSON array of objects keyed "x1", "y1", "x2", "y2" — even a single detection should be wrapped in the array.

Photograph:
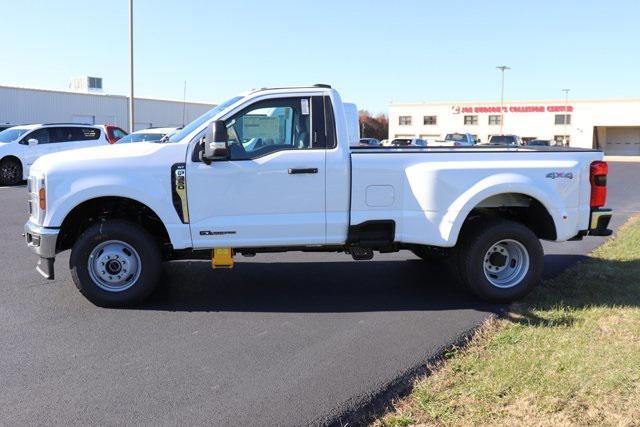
[
  {"x1": 496, "y1": 65, "x2": 510, "y2": 134},
  {"x1": 562, "y1": 88, "x2": 570, "y2": 146},
  {"x1": 128, "y1": 0, "x2": 135, "y2": 132},
  {"x1": 182, "y1": 80, "x2": 187, "y2": 127}
]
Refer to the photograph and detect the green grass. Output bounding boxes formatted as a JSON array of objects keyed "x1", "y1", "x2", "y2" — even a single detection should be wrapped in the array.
[{"x1": 376, "y1": 216, "x2": 640, "y2": 426}]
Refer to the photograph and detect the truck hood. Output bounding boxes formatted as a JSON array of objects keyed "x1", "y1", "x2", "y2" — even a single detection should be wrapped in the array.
[{"x1": 31, "y1": 142, "x2": 184, "y2": 177}]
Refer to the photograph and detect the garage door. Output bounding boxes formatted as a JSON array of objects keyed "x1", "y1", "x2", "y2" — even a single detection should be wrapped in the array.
[{"x1": 605, "y1": 127, "x2": 640, "y2": 155}]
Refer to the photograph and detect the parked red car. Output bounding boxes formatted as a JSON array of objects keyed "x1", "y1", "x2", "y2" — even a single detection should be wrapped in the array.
[{"x1": 99, "y1": 125, "x2": 128, "y2": 144}]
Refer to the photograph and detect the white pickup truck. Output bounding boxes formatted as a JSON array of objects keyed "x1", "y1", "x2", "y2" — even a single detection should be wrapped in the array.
[{"x1": 24, "y1": 85, "x2": 613, "y2": 306}]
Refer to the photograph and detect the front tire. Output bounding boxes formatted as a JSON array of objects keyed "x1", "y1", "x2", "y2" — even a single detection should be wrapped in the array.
[
  {"x1": 70, "y1": 220, "x2": 161, "y2": 307},
  {"x1": 455, "y1": 219, "x2": 543, "y2": 303},
  {"x1": 0, "y1": 157, "x2": 22, "y2": 186}
]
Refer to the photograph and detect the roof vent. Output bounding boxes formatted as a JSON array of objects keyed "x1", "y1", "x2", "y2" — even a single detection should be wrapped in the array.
[{"x1": 313, "y1": 83, "x2": 332, "y2": 88}]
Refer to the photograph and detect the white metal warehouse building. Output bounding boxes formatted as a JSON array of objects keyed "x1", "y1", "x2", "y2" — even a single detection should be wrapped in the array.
[
  {"x1": 0, "y1": 84, "x2": 215, "y2": 132},
  {"x1": 389, "y1": 99, "x2": 640, "y2": 155}
]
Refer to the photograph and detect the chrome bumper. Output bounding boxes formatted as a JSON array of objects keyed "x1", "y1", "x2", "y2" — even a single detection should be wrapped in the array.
[{"x1": 24, "y1": 220, "x2": 59, "y2": 279}]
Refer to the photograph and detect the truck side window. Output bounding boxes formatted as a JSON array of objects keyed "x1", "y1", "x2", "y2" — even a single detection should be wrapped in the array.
[{"x1": 225, "y1": 97, "x2": 312, "y2": 160}]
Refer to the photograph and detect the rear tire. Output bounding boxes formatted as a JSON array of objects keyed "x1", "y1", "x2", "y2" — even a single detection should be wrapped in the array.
[
  {"x1": 0, "y1": 157, "x2": 22, "y2": 186},
  {"x1": 454, "y1": 219, "x2": 543, "y2": 303},
  {"x1": 70, "y1": 220, "x2": 161, "y2": 307}
]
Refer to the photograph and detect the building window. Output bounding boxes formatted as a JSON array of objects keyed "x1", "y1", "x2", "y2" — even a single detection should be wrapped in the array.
[
  {"x1": 555, "y1": 114, "x2": 571, "y2": 125},
  {"x1": 464, "y1": 115, "x2": 478, "y2": 125},
  {"x1": 423, "y1": 115, "x2": 437, "y2": 125},
  {"x1": 399, "y1": 116, "x2": 412, "y2": 126},
  {"x1": 554, "y1": 135, "x2": 571, "y2": 146},
  {"x1": 488, "y1": 115, "x2": 502, "y2": 125},
  {"x1": 88, "y1": 77, "x2": 102, "y2": 90}
]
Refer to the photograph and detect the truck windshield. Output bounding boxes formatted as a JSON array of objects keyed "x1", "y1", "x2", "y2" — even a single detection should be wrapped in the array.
[
  {"x1": 166, "y1": 96, "x2": 244, "y2": 143},
  {"x1": 0, "y1": 128, "x2": 29, "y2": 143}
]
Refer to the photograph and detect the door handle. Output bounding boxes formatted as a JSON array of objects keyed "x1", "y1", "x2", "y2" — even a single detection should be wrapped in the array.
[{"x1": 288, "y1": 168, "x2": 318, "y2": 174}]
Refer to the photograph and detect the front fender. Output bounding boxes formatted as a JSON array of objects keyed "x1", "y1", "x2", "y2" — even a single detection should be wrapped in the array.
[{"x1": 45, "y1": 175, "x2": 192, "y2": 249}]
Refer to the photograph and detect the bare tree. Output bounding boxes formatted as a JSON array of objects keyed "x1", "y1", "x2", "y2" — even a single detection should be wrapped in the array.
[{"x1": 359, "y1": 110, "x2": 388, "y2": 141}]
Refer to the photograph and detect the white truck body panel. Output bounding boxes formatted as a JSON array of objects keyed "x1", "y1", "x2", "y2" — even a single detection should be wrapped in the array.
[
  {"x1": 350, "y1": 150, "x2": 599, "y2": 246},
  {"x1": 342, "y1": 102, "x2": 360, "y2": 146},
  {"x1": 32, "y1": 142, "x2": 193, "y2": 249}
]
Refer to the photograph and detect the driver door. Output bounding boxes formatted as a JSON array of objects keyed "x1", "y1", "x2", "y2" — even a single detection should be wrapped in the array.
[{"x1": 187, "y1": 96, "x2": 328, "y2": 248}]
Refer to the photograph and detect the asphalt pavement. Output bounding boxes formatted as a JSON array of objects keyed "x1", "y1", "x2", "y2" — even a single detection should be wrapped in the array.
[{"x1": 0, "y1": 162, "x2": 638, "y2": 426}]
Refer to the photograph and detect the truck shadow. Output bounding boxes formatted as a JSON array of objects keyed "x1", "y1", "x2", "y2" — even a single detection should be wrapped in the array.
[{"x1": 139, "y1": 254, "x2": 591, "y2": 314}]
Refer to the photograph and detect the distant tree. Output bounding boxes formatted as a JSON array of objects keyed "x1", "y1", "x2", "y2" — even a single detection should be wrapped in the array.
[{"x1": 359, "y1": 110, "x2": 388, "y2": 141}]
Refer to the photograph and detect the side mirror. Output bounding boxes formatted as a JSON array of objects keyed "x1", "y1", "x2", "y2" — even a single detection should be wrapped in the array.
[
  {"x1": 202, "y1": 120, "x2": 229, "y2": 164},
  {"x1": 28, "y1": 138, "x2": 38, "y2": 147}
]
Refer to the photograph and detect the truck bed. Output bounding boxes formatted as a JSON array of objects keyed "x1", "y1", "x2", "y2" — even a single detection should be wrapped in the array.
[{"x1": 349, "y1": 147, "x2": 603, "y2": 247}]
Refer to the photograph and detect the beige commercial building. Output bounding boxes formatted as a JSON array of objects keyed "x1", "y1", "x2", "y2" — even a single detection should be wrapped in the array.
[{"x1": 389, "y1": 99, "x2": 640, "y2": 155}]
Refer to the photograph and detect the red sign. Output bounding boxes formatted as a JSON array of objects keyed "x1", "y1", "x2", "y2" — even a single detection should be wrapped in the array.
[{"x1": 452, "y1": 105, "x2": 573, "y2": 114}]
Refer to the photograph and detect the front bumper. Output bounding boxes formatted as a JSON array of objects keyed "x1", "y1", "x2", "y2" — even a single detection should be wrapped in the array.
[{"x1": 24, "y1": 220, "x2": 59, "y2": 279}]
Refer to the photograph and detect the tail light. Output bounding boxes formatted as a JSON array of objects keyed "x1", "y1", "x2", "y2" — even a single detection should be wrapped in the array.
[{"x1": 590, "y1": 161, "x2": 608, "y2": 208}]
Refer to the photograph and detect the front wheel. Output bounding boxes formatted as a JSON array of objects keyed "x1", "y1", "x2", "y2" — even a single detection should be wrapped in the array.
[
  {"x1": 455, "y1": 219, "x2": 543, "y2": 303},
  {"x1": 70, "y1": 220, "x2": 162, "y2": 307}
]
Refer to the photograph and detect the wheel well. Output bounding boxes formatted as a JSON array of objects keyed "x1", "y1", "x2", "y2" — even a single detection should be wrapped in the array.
[
  {"x1": 461, "y1": 193, "x2": 557, "y2": 241},
  {"x1": 57, "y1": 197, "x2": 171, "y2": 252},
  {"x1": 1, "y1": 155, "x2": 22, "y2": 167}
]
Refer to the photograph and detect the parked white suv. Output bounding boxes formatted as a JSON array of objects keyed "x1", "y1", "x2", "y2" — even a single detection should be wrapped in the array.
[{"x1": 0, "y1": 123, "x2": 110, "y2": 185}]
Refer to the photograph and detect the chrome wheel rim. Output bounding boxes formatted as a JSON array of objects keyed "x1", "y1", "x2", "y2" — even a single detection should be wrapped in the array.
[
  {"x1": 483, "y1": 239, "x2": 530, "y2": 289},
  {"x1": 88, "y1": 240, "x2": 141, "y2": 292}
]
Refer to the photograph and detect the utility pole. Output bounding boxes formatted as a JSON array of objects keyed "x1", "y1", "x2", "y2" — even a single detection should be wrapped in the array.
[
  {"x1": 128, "y1": 0, "x2": 135, "y2": 132},
  {"x1": 562, "y1": 88, "x2": 570, "y2": 146},
  {"x1": 182, "y1": 81, "x2": 187, "y2": 127},
  {"x1": 496, "y1": 65, "x2": 510, "y2": 134}
]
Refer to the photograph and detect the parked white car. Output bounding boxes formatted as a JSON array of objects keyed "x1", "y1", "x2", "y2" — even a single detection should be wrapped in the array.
[
  {"x1": 116, "y1": 127, "x2": 178, "y2": 144},
  {"x1": 0, "y1": 123, "x2": 111, "y2": 185},
  {"x1": 24, "y1": 85, "x2": 612, "y2": 307}
]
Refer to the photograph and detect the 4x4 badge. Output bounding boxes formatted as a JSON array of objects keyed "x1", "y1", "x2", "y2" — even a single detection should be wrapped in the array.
[{"x1": 546, "y1": 172, "x2": 573, "y2": 179}]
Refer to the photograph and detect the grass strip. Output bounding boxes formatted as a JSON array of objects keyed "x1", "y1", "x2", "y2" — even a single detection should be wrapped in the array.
[{"x1": 376, "y1": 216, "x2": 640, "y2": 426}]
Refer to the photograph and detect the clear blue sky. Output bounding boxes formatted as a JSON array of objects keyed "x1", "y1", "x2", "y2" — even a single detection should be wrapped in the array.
[{"x1": 2, "y1": 0, "x2": 638, "y2": 113}]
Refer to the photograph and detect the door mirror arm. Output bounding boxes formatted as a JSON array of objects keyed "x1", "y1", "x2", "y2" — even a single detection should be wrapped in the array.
[{"x1": 202, "y1": 120, "x2": 229, "y2": 164}]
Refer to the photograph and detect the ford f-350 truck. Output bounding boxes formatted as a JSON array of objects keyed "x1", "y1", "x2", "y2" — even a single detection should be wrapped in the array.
[{"x1": 24, "y1": 85, "x2": 612, "y2": 306}]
